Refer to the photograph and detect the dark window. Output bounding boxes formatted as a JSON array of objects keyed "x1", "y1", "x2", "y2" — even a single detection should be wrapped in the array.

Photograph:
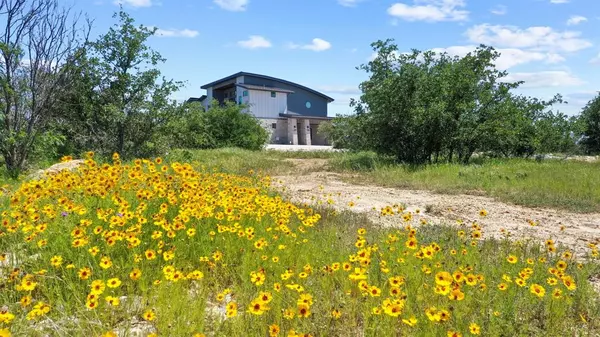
[
  {"x1": 243, "y1": 90, "x2": 248, "y2": 97},
  {"x1": 238, "y1": 96, "x2": 242, "y2": 104},
  {"x1": 271, "y1": 91, "x2": 276, "y2": 98},
  {"x1": 271, "y1": 123, "x2": 277, "y2": 129}
]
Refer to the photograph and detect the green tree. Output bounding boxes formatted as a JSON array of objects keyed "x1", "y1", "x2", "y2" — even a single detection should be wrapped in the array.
[
  {"x1": 0, "y1": 0, "x2": 90, "y2": 176},
  {"x1": 55, "y1": 9, "x2": 182, "y2": 159},
  {"x1": 339, "y1": 39, "x2": 562, "y2": 164},
  {"x1": 580, "y1": 92, "x2": 600, "y2": 154}
]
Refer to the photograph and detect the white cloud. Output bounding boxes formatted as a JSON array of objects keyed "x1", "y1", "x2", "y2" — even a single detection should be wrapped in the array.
[
  {"x1": 431, "y1": 45, "x2": 565, "y2": 70},
  {"x1": 490, "y1": 5, "x2": 507, "y2": 15},
  {"x1": 387, "y1": 0, "x2": 469, "y2": 22},
  {"x1": 214, "y1": 0, "x2": 248, "y2": 11},
  {"x1": 289, "y1": 38, "x2": 332, "y2": 52},
  {"x1": 314, "y1": 85, "x2": 361, "y2": 95},
  {"x1": 591, "y1": 52, "x2": 600, "y2": 64},
  {"x1": 550, "y1": 0, "x2": 569, "y2": 3},
  {"x1": 155, "y1": 28, "x2": 199, "y2": 38},
  {"x1": 338, "y1": 0, "x2": 362, "y2": 7},
  {"x1": 113, "y1": 0, "x2": 152, "y2": 7},
  {"x1": 237, "y1": 35, "x2": 271, "y2": 49},
  {"x1": 502, "y1": 71, "x2": 585, "y2": 88},
  {"x1": 466, "y1": 24, "x2": 593, "y2": 53},
  {"x1": 369, "y1": 46, "x2": 564, "y2": 70},
  {"x1": 566, "y1": 15, "x2": 587, "y2": 26}
]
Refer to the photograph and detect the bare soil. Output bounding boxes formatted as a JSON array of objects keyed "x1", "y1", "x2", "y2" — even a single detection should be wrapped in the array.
[{"x1": 273, "y1": 159, "x2": 600, "y2": 257}]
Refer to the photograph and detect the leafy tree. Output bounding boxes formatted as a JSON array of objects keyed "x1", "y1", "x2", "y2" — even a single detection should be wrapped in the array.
[
  {"x1": 336, "y1": 39, "x2": 563, "y2": 164},
  {"x1": 0, "y1": 0, "x2": 90, "y2": 176},
  {"x1": 55, "y1": 9, "x2": 182, "y2": 159},
  {"x1": 580, "y1": 92, "x2": 600, "y2": 154}
]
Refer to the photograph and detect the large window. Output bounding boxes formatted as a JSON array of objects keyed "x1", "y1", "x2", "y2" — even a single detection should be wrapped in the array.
[{"x1": 271, "y1": 91, "x2": 276, "y2": 98}]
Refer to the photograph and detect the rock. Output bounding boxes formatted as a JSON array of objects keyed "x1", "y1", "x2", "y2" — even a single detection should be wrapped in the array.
[{"x1": 28, "y1": 160, "x2": 85, "y2": 180}]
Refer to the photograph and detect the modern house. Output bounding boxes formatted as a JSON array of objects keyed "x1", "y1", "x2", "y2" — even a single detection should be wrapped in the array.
[{"x1": 196, "y1": 72, "x2": 335, "y2": 146}]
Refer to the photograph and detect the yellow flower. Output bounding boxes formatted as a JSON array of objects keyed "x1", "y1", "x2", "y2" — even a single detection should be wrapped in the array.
[
  {"x1": 530, "y1": 284, "x2": 546, "y2": 298},
  {"x1": 248, "y1": 299, "x2": 269, "y2": 315},
  {"x1": 106, "y1": 278, "x2": 122, "y2": 288},
  {"x1": 0, "y1": 329, "x2": 11, "y2": 337},
  {"x1": 402, "y1": 316, "x2": 418, "y2": 327},
  {"x1": 506, "y1": 255, "x2": 518, "y2": 264},
  {"x1": 435, "y1": 271, "x2": 454, "y2": 286},
  {"x1": 143, "y1": 309, "x2": 156, "y2": 321},
  {"x1": 469, "y1": 323, "x2": 481, "y2": 335},
  {"x1": 297, "y1": 303, "x2": 311, "y2": 318},
  {"x1": 269, "y1": 324, "x2": 281, "y2": 336}
]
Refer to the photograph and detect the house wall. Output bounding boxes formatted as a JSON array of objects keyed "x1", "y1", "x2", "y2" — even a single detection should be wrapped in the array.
[
  {"x1": 243, "y1": 75, "x2": 328, "y2": 117},
  {"x1": 203, "y1": 87, "x2": 213, "y2": 110},
  {"x1": 247, "y1": 90, "x2": 288, "y2": 118},
  {"x1": 258, "y1": 118, "x2": 288, "y2": 144}
]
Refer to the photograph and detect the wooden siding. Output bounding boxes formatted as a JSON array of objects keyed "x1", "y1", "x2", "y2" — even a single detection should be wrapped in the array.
[{"x1": 247, "y1": 89, "x2": 288, "y2": 118}]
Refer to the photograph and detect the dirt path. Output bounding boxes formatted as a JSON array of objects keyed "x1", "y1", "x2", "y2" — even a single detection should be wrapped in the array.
[{"x1": 272, "y1": 160, "x2": 600, "y2": 257}]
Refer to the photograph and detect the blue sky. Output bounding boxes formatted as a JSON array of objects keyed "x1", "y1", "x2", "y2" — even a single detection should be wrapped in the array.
[{"x1": 79, "y1": 0, "x2": 599, "y2": 116}]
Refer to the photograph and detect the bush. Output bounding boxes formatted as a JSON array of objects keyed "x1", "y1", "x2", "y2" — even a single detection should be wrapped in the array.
[{"x1": 167, "y1": 100, "x2": 269, "y2": 151}]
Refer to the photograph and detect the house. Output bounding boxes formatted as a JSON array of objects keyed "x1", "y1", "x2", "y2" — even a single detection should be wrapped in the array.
[{"x1": 198, "y1": 71, "x2": 335, "y2": 146}]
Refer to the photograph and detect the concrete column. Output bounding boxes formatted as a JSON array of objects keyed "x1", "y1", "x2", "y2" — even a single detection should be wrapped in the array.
[
  {"x1": 287, "y1": 118, "x2": 298, "y2": 145},
  {"x1": 302, "y1": 119, "x2": 311, "y2": 146}
]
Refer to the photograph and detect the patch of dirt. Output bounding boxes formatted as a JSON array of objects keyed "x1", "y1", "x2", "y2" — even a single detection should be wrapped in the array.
[
  {"x1": 282, "y1": 158, "x2": 329, "y2": 173},
  {"x1": 272, "y1": 169, "x2": 600, "y2": 257}
]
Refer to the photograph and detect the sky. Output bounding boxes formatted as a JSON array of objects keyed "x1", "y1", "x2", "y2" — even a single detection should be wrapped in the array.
[{"x1": 76, "y1": 0, "x2": 600, "y2": 116}]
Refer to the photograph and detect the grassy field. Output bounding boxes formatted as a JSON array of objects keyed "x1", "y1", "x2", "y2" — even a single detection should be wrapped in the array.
[
  {"x1": 0, "y1": 153, "x2": 598, "y2": 337},
  {"x1": 329, "y1": 152, "x2": 600, "y2": 213},
  {"x1": 3, "y1": 148, "x2": 600, "y2": 213}
]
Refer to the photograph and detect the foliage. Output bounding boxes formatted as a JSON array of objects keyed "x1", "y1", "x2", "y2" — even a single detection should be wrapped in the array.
[
  {"x1": 166, "y1": 100, "x2": 269, "y2": 151},
  {"x1": 0, "y1": 154, "x2": 598, "y2": 336},
  {"x1": 0, "y1": 0, "x2": 90, "y2": 176},
  {"x1": 580, "y1": 92, "x2": 600, "y2": 154},
  {"x1": 330, "y1": 39, "x2": 576, "y2": 164},
  {"x1": 52, "y1": 9, "x2": 182, "y2": 159}
]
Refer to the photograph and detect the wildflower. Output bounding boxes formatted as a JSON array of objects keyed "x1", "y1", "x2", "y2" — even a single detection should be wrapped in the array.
[
  {"x1": 402, "y1": 316, "x2": 418, "y2": 327},
  {"x1": 297, "y1": 303, "x2": 311, "y2": 318},
  {"x1": 143, "y1": 309, "x2": 156, "y2": 321},
  {"x1": 226, "y1": 302, "x2": 238, "y2": 317},
  {"x1": 435, "y1": 271, "x2": 453, "y2": 286},
  {"x1": 506, "y1": 255, "x2": 518, "y2": 264},
  {"x1": 269, "y1": 324, "x2": 281, "y2": 336},
  {"x1": 332, "y1": 309, "x2": 342, "y2": 319},
  {"x1": 447, "y1": 331, "x2": 462, "y2": 337},
  {"x1": 248, "y1": 300, "x2": 269, "y2": 315},
  {"x1": 469, "y1": 323, "x2": 481, "y2": 335},
  {"x1": 530, "y1": 284, "x2": 546, "y2": 298}
]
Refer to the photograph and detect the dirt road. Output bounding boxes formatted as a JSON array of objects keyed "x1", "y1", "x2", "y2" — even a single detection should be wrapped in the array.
[{"x1": 272, "y1": 160, "x2": 600, "y2": 257}]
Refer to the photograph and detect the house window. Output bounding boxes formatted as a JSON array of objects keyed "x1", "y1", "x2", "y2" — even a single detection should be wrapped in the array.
[
  {"x1": 305, "y1": 101, "x2": 312, "y2": 109},
  {"x1": 271, "y1": 123, "x2": 277, "y2": 129},
  {"x1": 243, "y1": 90, "x2": 248, "y2": 97},
  {"x1": 271, "y1": 91, "x2": 276, "y2": 98},
  {"x1": 238, "y1": 96, "x2": 242, "y2": 104}
]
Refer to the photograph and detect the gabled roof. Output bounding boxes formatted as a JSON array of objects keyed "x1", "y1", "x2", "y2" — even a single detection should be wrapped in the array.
[
  {"x1": 201, "y1": 71, "x2": 334, "y2": 103},
  {"x1": 236, "y1": 83, "x2": 295, "y2": 94}
]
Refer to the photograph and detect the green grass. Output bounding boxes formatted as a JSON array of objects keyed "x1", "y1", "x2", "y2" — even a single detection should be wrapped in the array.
[{"x1": 329, "y1": 152, "x2": 600, "y2": 213}]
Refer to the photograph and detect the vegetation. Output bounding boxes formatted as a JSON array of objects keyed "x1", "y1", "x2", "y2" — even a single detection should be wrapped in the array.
[
  {"x1": 0, "y1": 154, "x2": 598, "y2": 337},
  {"x1": 166, "y1": 101, "x2": 269, "y2": 151},
  {"x1": 329, "y1": 152, "x2": 600, "y2": 213},
  {"x1": 322, "y1": 39, "x2": 586, "y2": 164},
  {"x1": 580, "y1": 92, "x2": 600, "y2": 154}
]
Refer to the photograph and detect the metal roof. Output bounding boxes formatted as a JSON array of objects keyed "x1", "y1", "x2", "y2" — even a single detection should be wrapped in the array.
[
  {"x1": 236, "y1": 83, "x2": 295, "y2": 94},
  {"x1": 201, "y1": 71, "x2": 334, "y2": 103}
]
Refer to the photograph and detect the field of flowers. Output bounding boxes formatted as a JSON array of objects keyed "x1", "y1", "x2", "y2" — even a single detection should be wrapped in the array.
[{"x1": 1, "y1": 153, "x2": 599, "y2": 337}]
